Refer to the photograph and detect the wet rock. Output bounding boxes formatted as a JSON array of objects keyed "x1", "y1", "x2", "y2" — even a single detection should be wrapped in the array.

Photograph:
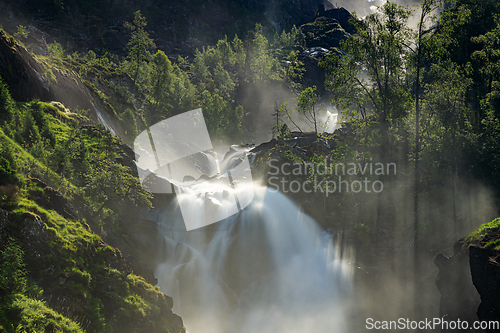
[
  {"x1": 58, "y1": 276, "x2": 66, "y2": 285},
  {"x1": 167, "y1": 312, "x2": 184, "y2": 333},
  {"x1": 300, "y1": 46, "x2": 329, "y2": 58},
  {"x1": 40, "y1": 265, "x2": 55, "y2": 275}
]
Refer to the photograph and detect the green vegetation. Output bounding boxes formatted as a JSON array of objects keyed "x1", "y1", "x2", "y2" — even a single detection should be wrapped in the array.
[
  {"x1": 0, "y1": 198, "x2": 179, "y2": 332},
  {"x1": 2, "y1": 0, "x2": 500, "y2": 328},
  {"x1": 124, "y1": 10, "x2": 156, "y2": 83},
  {"x1": 4, "y1": 7, "x2": 315, "y2": 145},
  {"x1": 0, "y1": 78, "x2": 179, "y2": 331},
  {"x1": 0, "y1": 11, "x2": 342, "y2": 329},
  {"x1": 314, "y1": 0, "x2": 500, "y2": 240},
  {"x1": 465, "y1": 218, "x2": 500, "y2": 249},
  {"x1": 14, "y1": 25, "x2": 29, "y2": 40},
  {"x1": 0, "y1": 240, "x2": 84, "y2": 333},
  {"x1": 251, "y1": 0, "x2": 500, "y2": 267},
  {"x1": 297, "y1": 86, "x2": 320, "y2": 134}
]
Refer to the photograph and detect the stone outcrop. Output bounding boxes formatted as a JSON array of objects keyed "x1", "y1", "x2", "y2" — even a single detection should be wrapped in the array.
[{"x1": 319, "y1": 7, "x2": 355, "y2": 34}]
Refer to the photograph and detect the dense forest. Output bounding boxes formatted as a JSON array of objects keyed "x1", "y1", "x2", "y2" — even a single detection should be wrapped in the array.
[{"x1": 1, "y1": 0, "x2": 500, "y2": 331}]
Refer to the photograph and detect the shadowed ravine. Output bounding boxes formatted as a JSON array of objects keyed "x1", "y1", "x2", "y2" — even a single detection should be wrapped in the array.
[{"x1": 154, "y1": 184, "x2": 354, "y2": 333}]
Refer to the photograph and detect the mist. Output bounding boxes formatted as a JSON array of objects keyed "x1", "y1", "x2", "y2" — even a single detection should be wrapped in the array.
[
  {"x1": 255, "y1": 140, "x2": 498, "y2": 331},
  {"x1": 241, "y1": 83, "x2": 335, "y2": 143},
  {"x1": 327, "y1": 0, "x2": 424, "y2": 17}
]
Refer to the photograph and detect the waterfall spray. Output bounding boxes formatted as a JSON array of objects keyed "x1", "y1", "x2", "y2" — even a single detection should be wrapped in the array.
[
  {"x1": 134, "y1": 108, "x2": 354, "y2": 332},
  {"x1": 154, "y1": 185, "x2": 354, "y2": 333}
]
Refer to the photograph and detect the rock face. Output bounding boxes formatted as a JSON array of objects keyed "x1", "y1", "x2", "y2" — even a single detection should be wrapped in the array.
[
  {"x1": 469, "y1": 243, "x2": 500, "y2": 330},
  {"x1": 302, "y1": 17, "x2": 347, "y2": 49},
  {"x1": 320, "y1": 7, "x2": 355, "y2": 34},
  {"x1": 298, "y1": 47, "x2": 330, "y2": 92},
  {"x1": 0, "y1": 30, "x2": 96, "y2": 119},
  {"x1": 435, "y1": 240, "x2": 482, "y2": 332},
  {"x1": 3, "y1": 0, "x2": 348, "y2": 57},
  {"x1": 296, "y1": 8, "x2": 353, "y2": 91}
]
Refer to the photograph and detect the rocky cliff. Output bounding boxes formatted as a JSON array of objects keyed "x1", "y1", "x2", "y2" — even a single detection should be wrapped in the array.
[
  {"x1": 1, "y1": 0, "x2": 333, "y2": 56},
  {"x1": 0, "y1": 29, "x2": 185, "y2": 330},
  {"x1": 0, "y1": 30, "x2": 95, "y2": 115}
]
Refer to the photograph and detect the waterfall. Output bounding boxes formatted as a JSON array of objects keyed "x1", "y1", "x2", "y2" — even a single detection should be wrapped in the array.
[{"x1": 154, "y1": 184, "x2": 354, "y2": 333}]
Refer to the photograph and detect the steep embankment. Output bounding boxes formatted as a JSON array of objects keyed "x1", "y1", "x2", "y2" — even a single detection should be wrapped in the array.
[
  {"x1": 434, "y1": 240, "x2": 481, "y2": 332},
  {"x1": 0, "y1": 29, "x2": 131, "y2": 138},
  {"x1": 0, "y1": 30, "x2": 96, "y2": 120},
  {"x1": 0, "y1": 29, "x2": 185, "y2": 331},
  {"x1": 469, "y1": 244, "x2": 500, "y2": 325},
  {"x1": 0, "y1": 130, "x2": 184, "y2": 332}
]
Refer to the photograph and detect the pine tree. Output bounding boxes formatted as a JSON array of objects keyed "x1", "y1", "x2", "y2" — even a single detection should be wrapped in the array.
[{"x1": 124, "y1": 10, "x2": 156, "y2": 83}]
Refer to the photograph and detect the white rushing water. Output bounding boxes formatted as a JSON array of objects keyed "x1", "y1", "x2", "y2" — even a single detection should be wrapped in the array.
[
  {"x1": 154, "y1": 184, "x2": 354, "y2": 333},
  {"x1": 319, "y1": 106, "x2": 341, "y2": 133}
]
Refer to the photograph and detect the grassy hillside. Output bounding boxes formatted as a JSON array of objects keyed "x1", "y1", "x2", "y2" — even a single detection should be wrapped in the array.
[{"x1": 0, "y1": 62, "x2": 184, "y2": 331}]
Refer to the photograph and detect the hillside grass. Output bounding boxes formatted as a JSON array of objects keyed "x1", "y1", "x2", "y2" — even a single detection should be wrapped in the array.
[
  {"x1": 0, "y1": 148, "x2": 176, "y2": 332},
  {"x1": 464, "y1": 217, "x2": 500, "y2": 250},
  {"x1": 0, "y1": 59, "x2": 176, "y2": 332}
]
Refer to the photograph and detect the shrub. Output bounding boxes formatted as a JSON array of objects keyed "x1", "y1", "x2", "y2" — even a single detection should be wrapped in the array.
[
  {"x1": 0, "y1": 157, "x2": 18, "y2": 186},
  {"x1": 14, "y1": 25, "x2": 29, "y2": 40},
  {"x1": 121, "y1": 108, "x2": 138, "y2": 140},
  {"x1": 48, "y1": 42, "x2": 64, "y2": 59},
  {"x1": 0, "y1": 240, "x2": 27, "y2": 296},
  {"x1": 0, "y1": 184, "x2": 22, "y2": 207},
  {"x1": 0, "y1": 77, "x2": 14, "y2": 124}
]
